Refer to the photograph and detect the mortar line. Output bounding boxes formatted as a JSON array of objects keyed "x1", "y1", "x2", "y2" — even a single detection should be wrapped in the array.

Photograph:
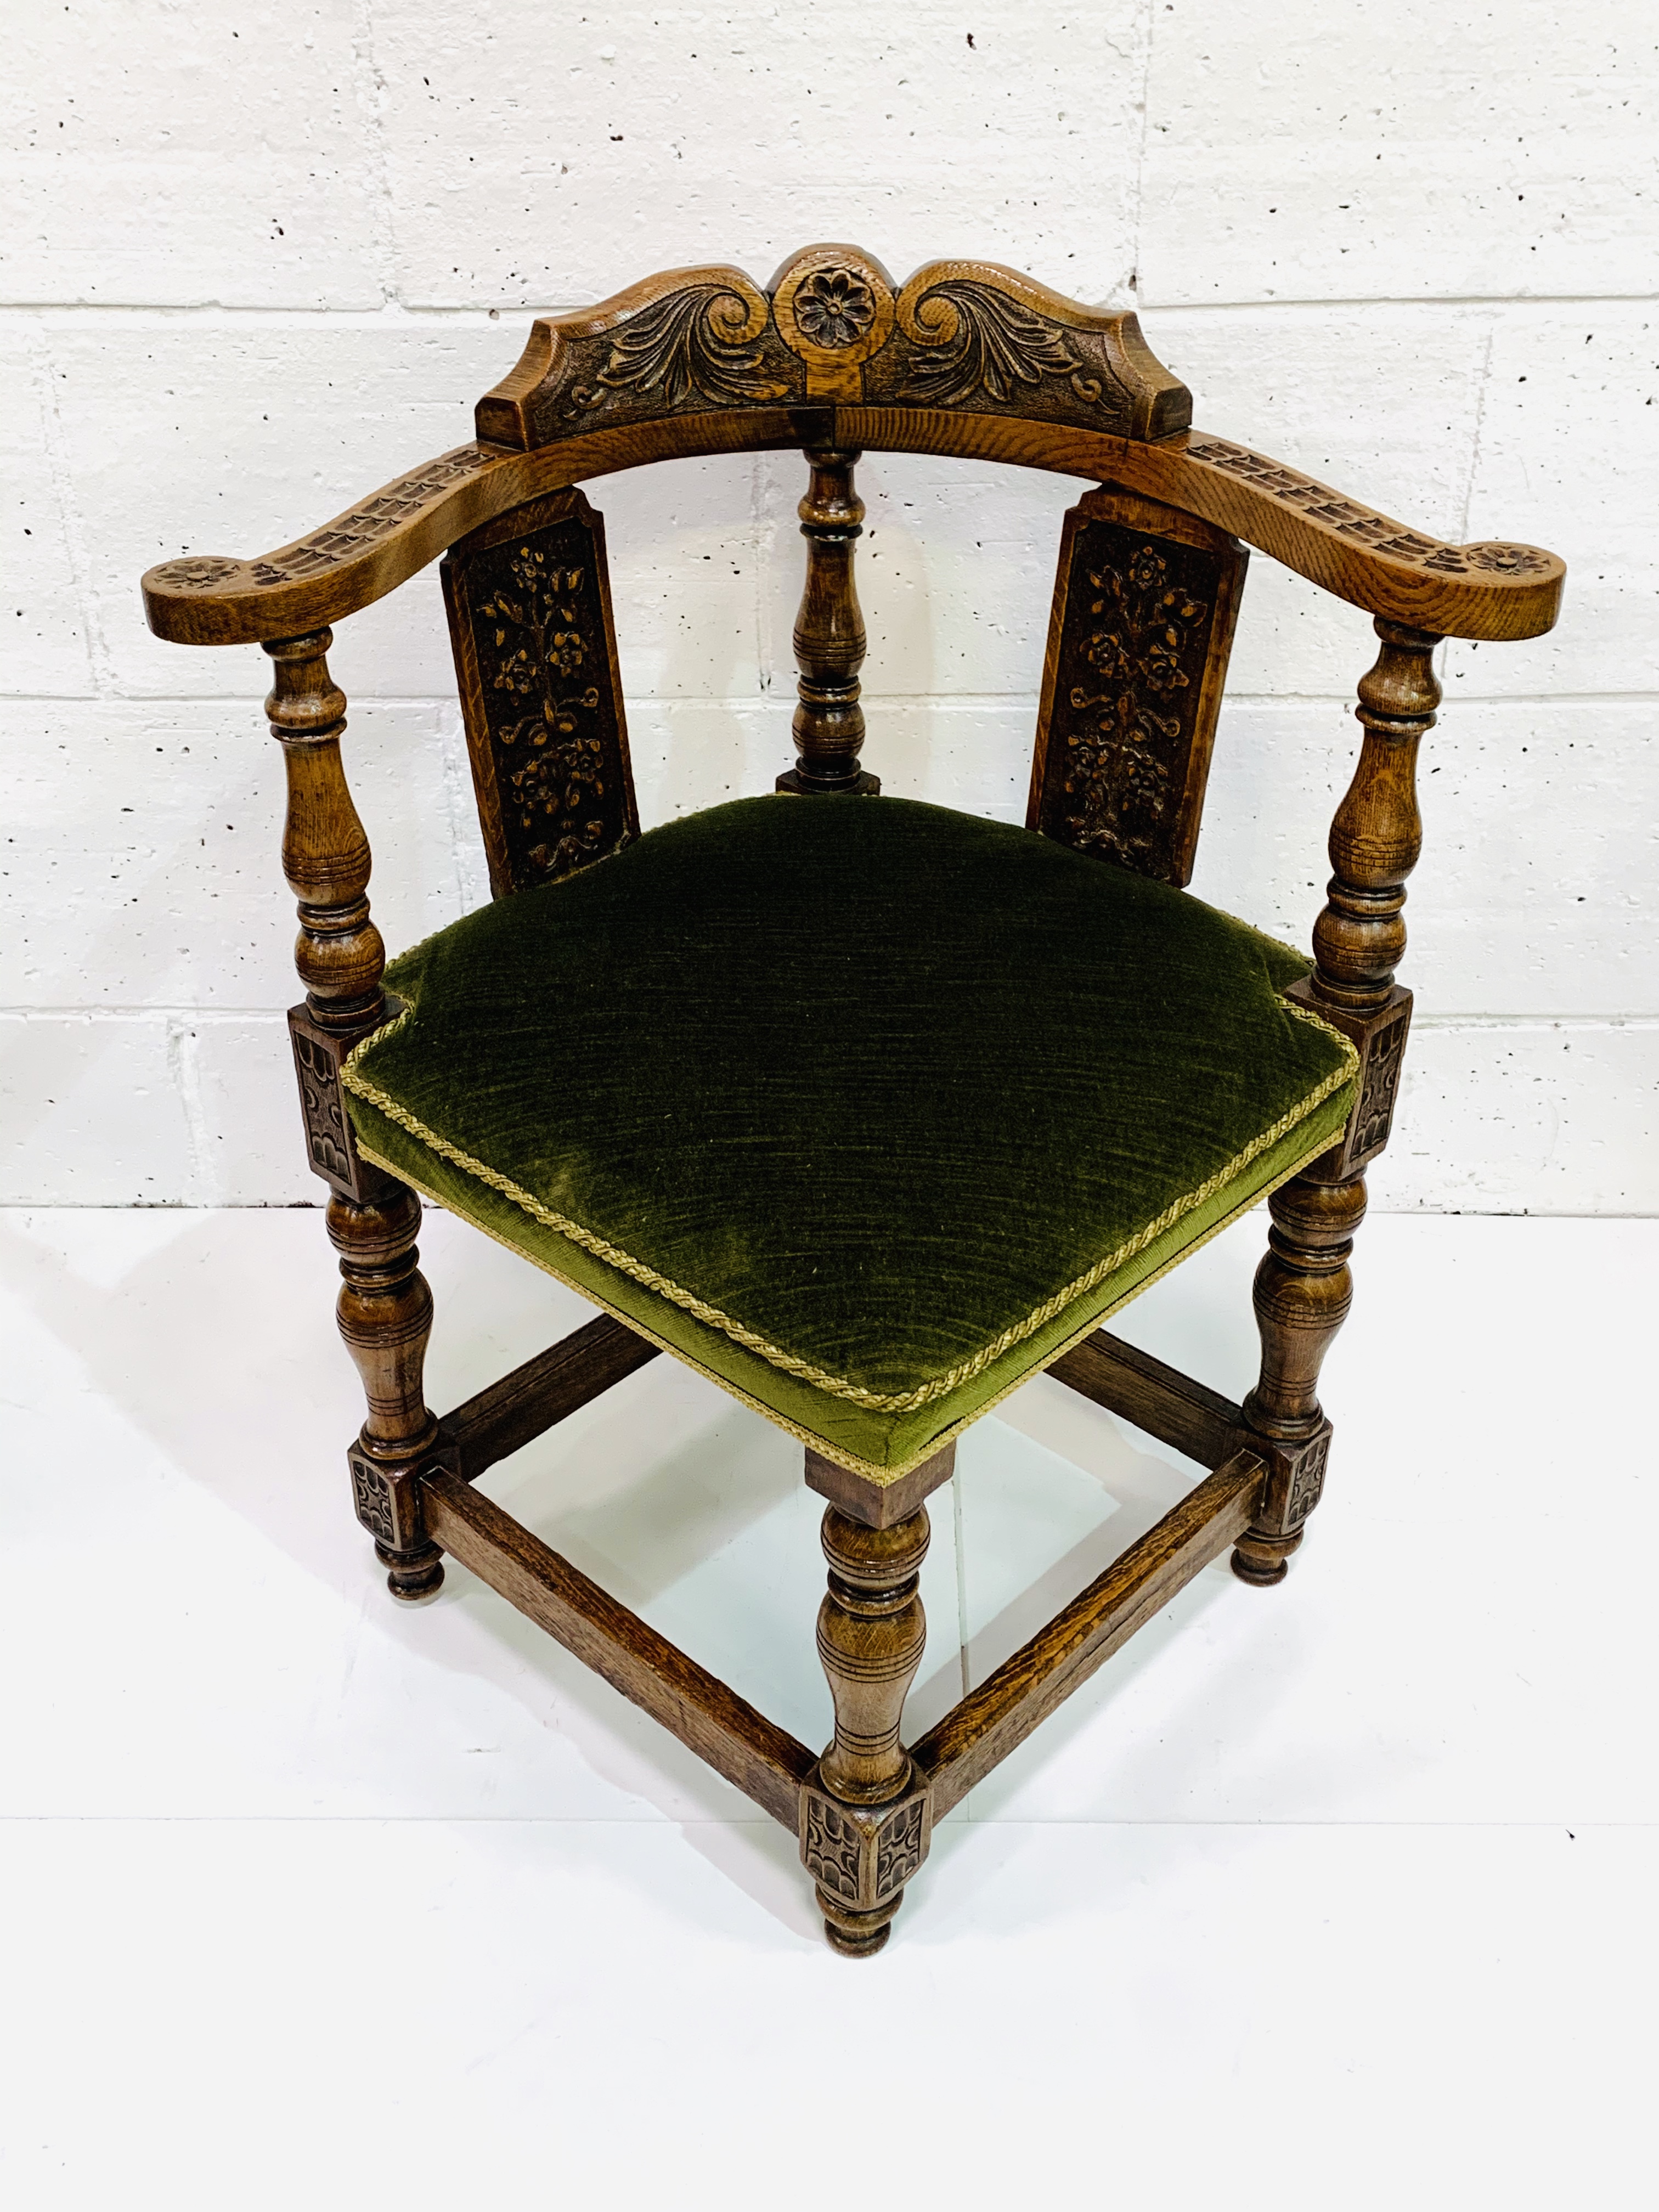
[
  {"x1": 1128, "y1": 0, "x2": 1156, "y2": 303},
  {"x1": 348, "y1": 0, "x2": 401, "y2": 309},
  {"x1": 23, "y1": 318, "x2": 110, "y2": 698},
  {"x1": 3, "y1": 292, "x2": 1653, "y2": 320},
  {"x1": 1457, "y1": 313, "x2": 1499, "y2": 545}
]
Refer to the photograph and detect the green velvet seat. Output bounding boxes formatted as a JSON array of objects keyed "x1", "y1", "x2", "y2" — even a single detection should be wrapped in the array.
[{"x1": 343, "y1": 793, "x2": 1357, "y2": 1484}]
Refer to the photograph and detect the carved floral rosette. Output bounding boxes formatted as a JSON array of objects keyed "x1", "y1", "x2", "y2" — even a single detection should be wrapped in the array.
[{"x1": 1031, "y1": 493, "x2": 1248, "y2": 887}]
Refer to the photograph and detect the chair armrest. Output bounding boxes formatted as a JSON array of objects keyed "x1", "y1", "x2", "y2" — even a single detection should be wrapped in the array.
[
  {"x1": 1139, "y1": 431, "x2": 1563, "y2": 641},
  {"x1": 140, "y1": 418, "x2": 1563, "y2": 650}
]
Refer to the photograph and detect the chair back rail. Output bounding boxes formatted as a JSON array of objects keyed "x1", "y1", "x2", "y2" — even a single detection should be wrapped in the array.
[{"x1": 140, "y1": 249, "x2": 1564, "y2": 652}]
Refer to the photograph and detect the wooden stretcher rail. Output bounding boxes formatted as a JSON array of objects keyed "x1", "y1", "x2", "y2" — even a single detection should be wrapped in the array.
[
  {"x1": 1046, "y1": 1327, "x2": 1248, "y2": 1469},
  {"x1": 911, "y1": 1452, "x2": 1265, "y2": 1818},
  {"x1": 420, "y1": 1471, "x2": 816, "y2": 1827},
  {"x1": 437, "y1": 1313, "x2": 658, "y2": 1481}
]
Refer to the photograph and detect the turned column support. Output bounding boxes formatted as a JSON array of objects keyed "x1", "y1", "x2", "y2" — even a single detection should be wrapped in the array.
[
  {"x1": 801, "y1": 1502, "x2": 931, "y2": 1956},
  {"x1": 265, "y1": 630, "x2": 386, "y2": 1034},
  {"x1": 1234, "y1": 618, "x2": 1440, "y2": 1585},
  {"x1": 776, "y1": 447, "x2": 879, "y2": 795},
  {"x1": 264, "y1": 629, "x2": 443, "y2": 1599},
  {"x1": 1311, "y1": 618, "x2": 1441, "y2": 1015}
]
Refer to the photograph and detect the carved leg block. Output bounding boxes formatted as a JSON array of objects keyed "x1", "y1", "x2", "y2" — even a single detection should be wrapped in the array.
[
  {"x1": 805, "y1": 1502, "x2": 931, "y2": 1955},
  {"x1": 287, "y1": 1002, "x2": 394, "y2": 1202},
  {"x1": 329, "y1": 1185, "x2": 444, "y2": 1600},
  {"x1": 800, "y1": 1779, "x2": 933, "y2": 1951},
  {"x1": 1231, "y1": 1422, "x2": 1333, "y2": 1586},
  {"x1": 1283, "y1": 979, "x2": 1413, "y2": 1181}
]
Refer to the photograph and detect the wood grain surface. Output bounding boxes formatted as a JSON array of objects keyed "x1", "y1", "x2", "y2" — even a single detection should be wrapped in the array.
[{"x1": 140, "y1": 252, "x2": 1564, "y2": 649}]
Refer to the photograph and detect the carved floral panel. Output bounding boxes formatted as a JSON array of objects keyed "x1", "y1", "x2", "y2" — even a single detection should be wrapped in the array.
[
  {"x1": 445, "y1": 501, "x2": 637, "y2": 898},
  {"x1": 1032, "y1": 513, "x2": 1243, "y2": 886}
]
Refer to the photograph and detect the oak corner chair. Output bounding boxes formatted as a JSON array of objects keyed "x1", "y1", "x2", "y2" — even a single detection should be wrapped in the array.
[{"x1": 141, "y1": 245, "x2": 1564, "y2": 1956}]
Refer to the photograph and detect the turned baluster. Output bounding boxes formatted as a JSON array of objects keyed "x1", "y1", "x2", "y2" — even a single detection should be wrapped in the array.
[
  {"x1": 264, "y1": 630, "x2": 443, "y2": 1600},
  {"x1": 776, "y1": 447, "x2": 879, "y2": 795},
  {"x1": 1233, "y1": 618, "x2": 1441, "y2": 1585},
  {"x1": 800, "y1": 1505, "x2": 932, "y2": 1956}
]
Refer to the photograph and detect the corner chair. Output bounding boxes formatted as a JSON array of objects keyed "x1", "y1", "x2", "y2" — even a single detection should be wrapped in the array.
[{"x1": 140, "y1": 246, "x2": 1564, "y2": 1955}]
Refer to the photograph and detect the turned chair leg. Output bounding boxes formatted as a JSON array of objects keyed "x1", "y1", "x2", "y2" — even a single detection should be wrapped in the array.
[
  {"x1": 1234, "y1": 616, "x2": 1440, "y2": 1585},
  {"x1": 1232, "y1": 1163, "x2": 1365, "y2": 1584},
  {"x1": 801, "y1": 1503, "x2": 933, "y2": 1956},
  {"x1": 330, "y1": 1184, "x2": 444, "y2": 1599},
  {"x1": 264, "y1": 628, "x2": 445, "y2": 1598}
]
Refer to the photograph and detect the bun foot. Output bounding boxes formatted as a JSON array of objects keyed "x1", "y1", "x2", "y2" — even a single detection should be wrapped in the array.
[
  {"x1": 377, "y1": 1539, "x2": 445, "y2": 1601},
  {"x1": 818, "y1": 1889, "x2": 899, "y2": 1958},
  {"x1": 1231, "y1": 1526, "x2": 1302, "y2": 1586}
]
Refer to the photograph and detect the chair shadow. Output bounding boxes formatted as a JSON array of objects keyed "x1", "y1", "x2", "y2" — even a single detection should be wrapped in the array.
[{"x1": 6, "y1": 1200, "x2": 1279, "y2": 1951}]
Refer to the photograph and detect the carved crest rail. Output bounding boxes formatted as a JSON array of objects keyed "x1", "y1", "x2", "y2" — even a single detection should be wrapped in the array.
[{"x1": 140, "y1": 245, "x2": 1564, "y2": 651}]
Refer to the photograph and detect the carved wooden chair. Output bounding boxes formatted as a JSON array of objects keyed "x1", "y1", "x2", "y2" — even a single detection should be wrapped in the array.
[{"x1": 141, "y1": 247, "x2": 1562, "y2": 1955}]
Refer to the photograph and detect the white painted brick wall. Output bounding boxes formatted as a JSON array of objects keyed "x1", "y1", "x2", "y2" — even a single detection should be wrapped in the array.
[{"x1": 3, "y1": 2, "x2": 1656, "y2": 1210}]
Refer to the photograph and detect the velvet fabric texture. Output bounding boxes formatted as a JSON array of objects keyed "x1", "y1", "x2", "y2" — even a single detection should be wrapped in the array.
[{"x1": 345, "y1": 796, "x2": 1357, "y2": 1479}]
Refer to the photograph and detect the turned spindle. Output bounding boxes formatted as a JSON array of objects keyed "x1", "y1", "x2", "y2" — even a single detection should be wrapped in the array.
[
  {"x1": 1311, "y1": 619, "x2": 1441, "y2": 1014},
  {"x1": 776, "y1": 447, "x2": 879, "y2": 795},
  {"x1": 801, "y1": 1504, "x2": 932, "y2": 1956},
  {"x1": 264, "y1": 630, "x2": 443, "y2": 1600},
  {"x1": 1233, "y1": 618, "x2": 1440, "y2": 1585},
  {"x1": 266, "y1": 631, "x2": 385, "y2": 1035}
]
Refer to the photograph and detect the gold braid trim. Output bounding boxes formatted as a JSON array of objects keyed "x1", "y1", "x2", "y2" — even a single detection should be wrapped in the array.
[{"x1": 342, "y1": 996, "x2": 1357, "y2": 1415}]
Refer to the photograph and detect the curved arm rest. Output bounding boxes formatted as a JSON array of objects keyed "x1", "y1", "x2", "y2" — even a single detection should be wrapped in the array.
[
  {"x1": 140, "y1": 414, "x2": 1564, "y2": 650},
  {"x1": 140, "y1": 247, "x2": 1562, "y2": 650}
]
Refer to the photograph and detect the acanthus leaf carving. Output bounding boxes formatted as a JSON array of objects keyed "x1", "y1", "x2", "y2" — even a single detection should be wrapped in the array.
[
  {"x1": 569, "y1": 282, "x2": 793, "y2": 415},
  {"x1": 896, "y1": 279, "x2": 1131, "y2": 415}
]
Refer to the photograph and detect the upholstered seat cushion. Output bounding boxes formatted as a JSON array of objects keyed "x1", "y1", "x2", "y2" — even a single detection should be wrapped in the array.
[{"x1": 343, "y1": 795, "x2": 1356, "y2": 1482}]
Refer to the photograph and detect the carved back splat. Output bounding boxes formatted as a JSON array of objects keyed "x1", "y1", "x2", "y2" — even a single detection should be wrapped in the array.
[
  {"x1": 1029, "y1": 486, "x2": 1248, "y2": 887},
  {"x1": 442, "y1": 489, "x2": 638, "y2": 898}
]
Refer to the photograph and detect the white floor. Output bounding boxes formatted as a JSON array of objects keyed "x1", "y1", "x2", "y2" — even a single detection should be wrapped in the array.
[{"x1": 1, "y1": 1205, "x2": 1653, "y2": 2209}]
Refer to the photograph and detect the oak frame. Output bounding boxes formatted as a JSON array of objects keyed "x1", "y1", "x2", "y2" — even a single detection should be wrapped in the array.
[{"x1": 141, "y1": 247, "x2": 1564, "y2": 1956}]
